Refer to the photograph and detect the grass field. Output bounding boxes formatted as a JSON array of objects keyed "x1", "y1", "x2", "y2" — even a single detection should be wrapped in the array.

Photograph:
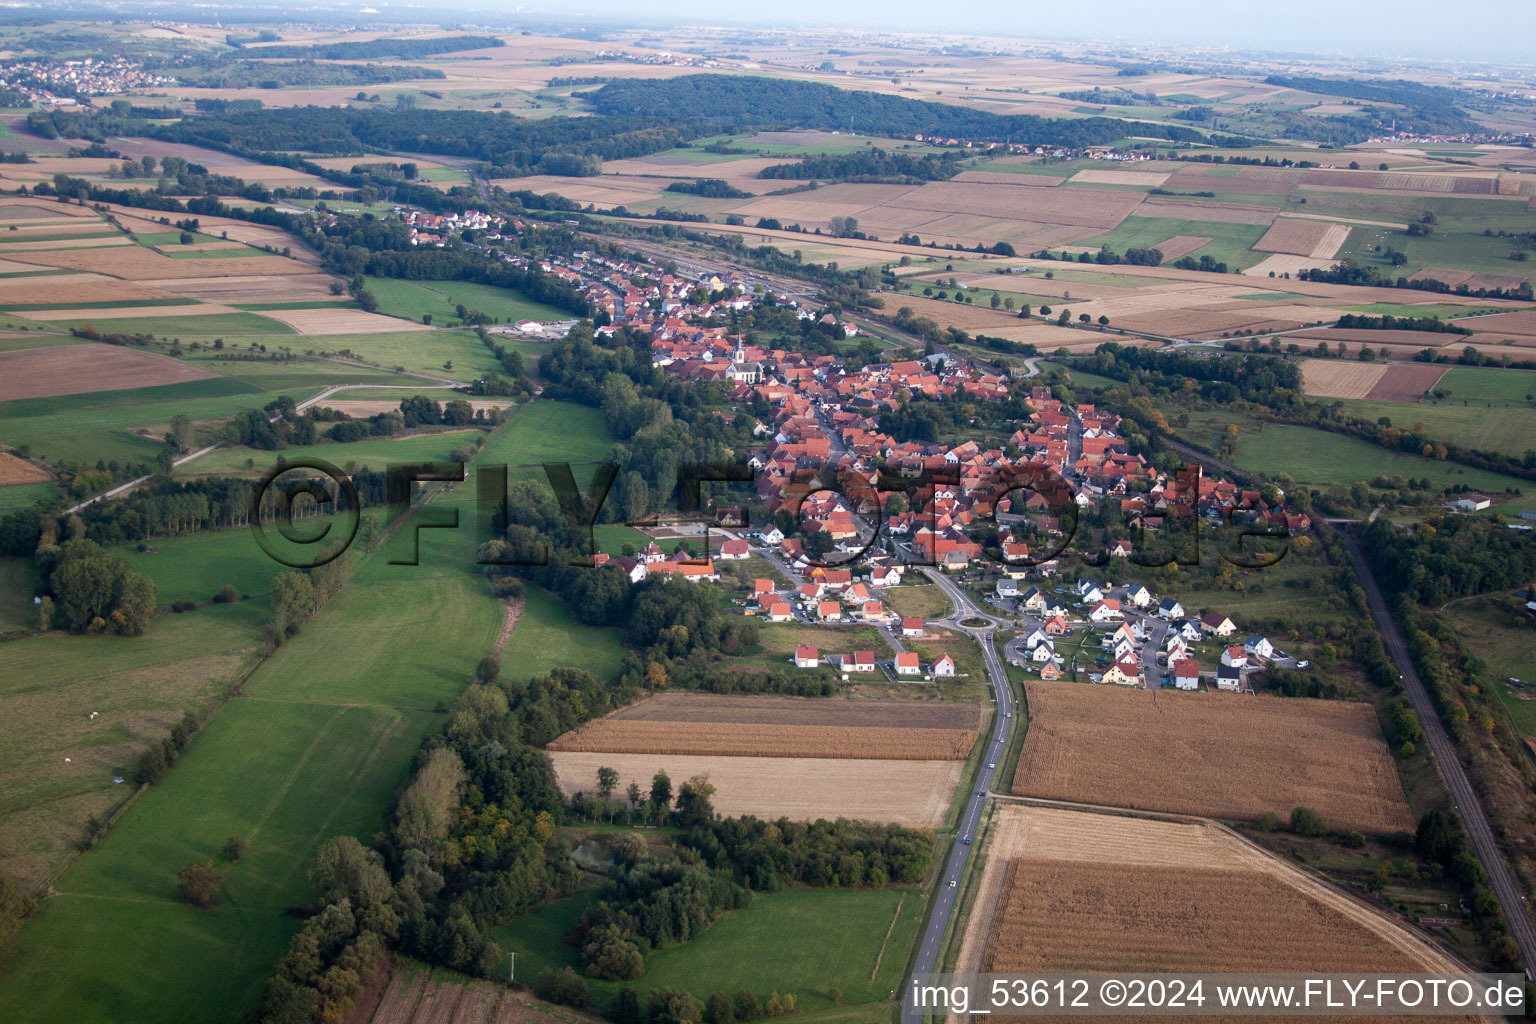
[
  {"x1": 1227, "y1": 421, "x2": 1532, "y2": 500},
  {"x1": 489, "y1": 882, "x2": 925, "y2": 1015},
  {"x1": 1079, "y1": 215, "x2": 1270, "y2": 271},
  {"x1": 176, "y1": 429, "x2": 484, "y2": 478},
  {"x1": 0, "y1": 556, "x2": 40, "y2": 631},
  {"x1": 1334, "y1": 395, "x2": 1536, "y2": 457},
  {"x1": 0, "y1": 481, "x2": 55, "y2": 513},
  {"x1": 119, "y1": 529, "x2": 284, "y2": 607},
  {"x1": 275, "y1": 328, "x2": 502, "y2": 379},
  {"x1": 880, "y1": 584, "x2": 951, "y2": 620},
  {"x1": 1434, "y1": 366, "x2": 1536, "y2": 404},
  {"x1": 0, "y1": 406, "x2": 583, "y2": 1023},
  {"x1": 45, "y1": 312, "x2": 296, "y2": 337},
  {"x1": 365, "y1": 277, "x2": 572, "y2": 326},
  {"x1": 0, "y1": 599, "x2": 267, "y2": 889},
  {"x1": 499, "y1": 585, "x2": 624, "y2": 682},
  {"x1": 1444, "y1": 595, "x2": 1536, "y2": 739}
]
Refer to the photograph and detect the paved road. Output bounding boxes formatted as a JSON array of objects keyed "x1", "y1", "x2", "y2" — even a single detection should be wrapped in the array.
[
  {"x1": 1344, "y1": 533, "x2": 1536, "y2": 970},
  {"x1": 901, "y1": 566, "x2": 1015, "y2": 1024}
]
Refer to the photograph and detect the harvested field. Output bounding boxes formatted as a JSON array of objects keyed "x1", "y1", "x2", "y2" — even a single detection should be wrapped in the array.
[
  {"x1": 1242, "y1": 252, "x2": 1348, "y2": 277},
  {"x1": 546, "y1": 720, "x2": 978, "y2": 760},
  {"x1": 1253, "y1": 218, "x2": 1350, "y2": 258},
  {"x1": 0, "y1": 235, "x2": 128, "y2": 252},
  {"x1": 1011, "y1": 682, "x2": 1411, "y2": 832},
  {"x1": 1150, "y1": 235, "x2": 1212, "y2": 261},
  {"x1": 955, "y1": 805, "x2": 1468, "y2": 989},
  {"x1": 0, "y1": 452, "x2": 50, "y2": 486},
  {"x1": 1067, "y1": 168, "x2": 1172, "y2": 187},
  {"x1": 2, "y1": 247, "x2": 311, "y2": 280},
  {"x1": 1291, "y1": 327, "x2": 1467, "y2": 347},
  {"x1": 0, "y1": 274, "x2": 173, "y2": 306},
  {"x1": 1365, "y1": 363, "x2": 1447, "y2": 402},
  {"x1": 1466, "y1": 309, "x2": 1536, "y2": 340},
  {"x1": 0, "y1": 342, "x2": 216, "y2": 401},
  {"x1": 1114, "y1": 307, "x2": 1305, "y2": 339},
  {"x1": 1135, "y1": 198, "x2": 1276, "y2": 225},
  {"x1": 608, "y1": 691, "x2": 985, "y2": 729},
  {"x1": 359, "y1": 967, "x2": 579, "y2": 1024},
  {"x1": 1300, "y1": 358, "x2": 1389, "y2": 398},
  {"x1": 15, "y1": 303, "x2": 237, "y2": 322},
  {"x1": 153, "y1": 273, "x2": 341, "y2": 302},
  {"x1": 549, "y1": 751, "x2": 959, "y2": 827},
  {"x1": 259, "y1": 307, "x2": 426, "y2": 335}
]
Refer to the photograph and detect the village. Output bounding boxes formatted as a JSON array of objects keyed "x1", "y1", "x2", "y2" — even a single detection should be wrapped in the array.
[{"x1": 452, "y1": 217, "x2": 1318, "y2": 696}]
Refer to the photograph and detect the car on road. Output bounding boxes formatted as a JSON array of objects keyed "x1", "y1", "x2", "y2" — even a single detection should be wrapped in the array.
[
  {"x1": 963, "y1": 835, "x2": 971, "y2": 845},
  {"x1": 1005, "y1": 711, "x2": 1011, "y2": 718},
  {"x1": 988, "y1": 762, "x2": 995, "y2": 769},
  {"x1": 949, "y1": 880, "x2": 956, "y2": 888}
]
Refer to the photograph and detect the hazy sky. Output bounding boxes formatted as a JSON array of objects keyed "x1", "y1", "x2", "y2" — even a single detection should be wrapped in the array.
[{"x1": 501, "y1": 1, "x2": 1536, "y2": 63}]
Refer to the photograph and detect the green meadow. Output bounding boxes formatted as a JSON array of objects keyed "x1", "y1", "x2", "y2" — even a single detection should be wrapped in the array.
[
  {"x1": 0, "y1": 400, "x2": 631, "y2": 1022},
  {"x1": 278, "y1": 328, "x2": 503, "y2": 379},
  {"x1": 176, "y1": 428, "x2": 484, "y2": 478},
  {"x1": 489, "y1": 883, "x2": 926, "y2": 1016},
  {"x1": 365, "y1": 277, "x2": 573, "y2": 326},
  {"x1": 1080, "y1": 215, "x2": 1271, "y2": 271}
]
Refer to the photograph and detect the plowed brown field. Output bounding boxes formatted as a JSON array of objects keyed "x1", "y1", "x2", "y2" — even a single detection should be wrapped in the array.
[
  {"x1": 0, "y1": 343, "x2": 216, "y2": 401},
  {"x1": 546, "y1": 720, "x2": 978, "y2": 760},
  {"x1": 1011, "y1": 682, "x2": 1411, "y2": 832}
]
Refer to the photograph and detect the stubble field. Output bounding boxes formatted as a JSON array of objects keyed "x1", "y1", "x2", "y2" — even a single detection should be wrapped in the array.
[
  {"x1": 1011, "y1": 682, "x2": 1411, "y2": 832},
  {"x1": 546, "y1": 751, "x2": 962, "y2": 828},
  {"x1": 955, "y1": 806, "x2": 1469, "y2": 1009}
]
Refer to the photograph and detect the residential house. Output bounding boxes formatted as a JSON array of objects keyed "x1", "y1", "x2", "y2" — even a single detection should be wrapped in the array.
[
  {"x1": 869, "y1": 565, "x2": 901, "y2": 588},
  {"x1": 753, "y1": 578, "x2": 775, "y2": 600},
  {"x1": 766, "y1": 602, "x2": 792, "y2": 622},
  {"x1": 895, "y1": 651, "x2": 921, "y2": 676},
  {"x1": 1200, "y1": 612, "x2": 1235, "y2": 637},
  {"x1": 1102, "y1": 655, "x2": 1140, "y2": 686},
  {"x1": 1244, "y1": 634, "x2": 1274, "y2": 660},
  {"x1": 759, "y1": 525, "x2": 785, "y2": 545},
  {"x1": 932, "y1": 654, "x2": 957, "y2": 677},
  {"x1": 996, "y1": 578, "x2": 1020, "y2": 599},
  {"x1": 1042, "y1": 613, "x2": 1071, "y2": 636},
  {"x1": 1039, "y1": 660, "x2": 1063, "y2": 680},
  {"x1": 1216, "y1": 663, "x2": 1243, "y2": 692},
  {"x1": 1018, "y1": 587, "x2": 1047, "y2": 613},
  {"x1": 1172, "y1": 659, "x2": 1201, "y2": 690},
  {"x1": 1123, "y1": 582, "x2": 1152, "y2": 608},
  {"x1": 1156, "y1": 598, "x2": 1186, "y2": 619},
  {"x1": 718, "y1": 538, "x2": 750, "y2": 560},
  {"x1": 1088, "y1": 599, "x2": 1123, "y2": 623},
  {"x1": 1022, "y1": 626, "x2": 1050, "y2": 650},
  {"x1": 817, "y1": 600, "x2": 843, "y2": 622},
  {"x1": 901, "y1": 616, "x2": 925, "y2": 637},
  {"x1": 1220, "y1": 646, "x2": 1247, "y2": 668},
  {"x1": 1173, "y1": 618, "x2": 1204, "y2": 642},
  {"x1": 794, "y1": 645, "x2": 820, "y2": 669},
  {"x1": 615, "y1": 557, "x2": 648, "y2": 583},
  {"x1": 849, "y1": 649, "x2": 876, "y2": 673},
  {"x1": 1030, "y1": 642, "x2": 1056, "y2": 664}
]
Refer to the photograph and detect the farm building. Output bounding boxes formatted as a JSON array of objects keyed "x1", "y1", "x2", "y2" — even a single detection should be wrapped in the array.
[{"x1": 1456, "y1": 494, "x2": 1491, "y2": 512}]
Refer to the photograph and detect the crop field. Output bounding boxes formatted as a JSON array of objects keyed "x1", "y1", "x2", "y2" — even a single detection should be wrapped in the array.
[
  {"x1": 1300, "y1": 358, "x2": 1389, "y2": 398},
  {"x1": 1012, "y1": 682, "x2": 1412, "y2": 832},
  {"x1": 1434, "y1": 366, "x2": 1536, "y2": 403},
  {"x1": 1363, "y1": 363, "x2": 1448, "y2": 402},
  {"x1": 0, "y1": 481, "x2": 54, "y2": 513},
  {"x1": 607, "y1": 692, "x2": 984, "y2": 728},
  {"x1": 546, "y1": 720, "x2": 978, "y2": 760},
  {"x1": 352, "y1": 969, "x2": 598, "y2": 1024},
  {"x1": 961, "y1": 806, "x2": 1467, "y2": 981},
  {"x1": 1081, "y1": 215, "x2": 1271, "y2": 270},
  {"x1": 0, "y1": 451, "x2": 49, "y2": 485},
  {"x1": 1252, "y1": 218, "x2": 1351, "y2": 258},
  {"x1": 547, "y1": 750, "x2": 962, "y2": 828},
  {"x1": 255, "y1": 307, "x2": 426, "y2": 335},
  {"x1": 1334, "y1": 396, "x2": 1536, "y2": 456},
  {"x1": 0, "y1": 342, "x2": 217, "y2": 401}
]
